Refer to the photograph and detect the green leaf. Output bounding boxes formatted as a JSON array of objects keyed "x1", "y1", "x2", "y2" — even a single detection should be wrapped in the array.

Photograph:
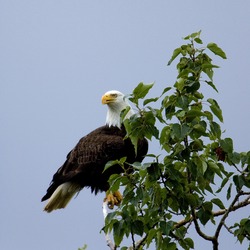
[
  {"x1": 78, "y1": 244, "x2": 87, "y2": 250},
  {"x1": 208, "y1": 161, "x2": 223, "y2": 178},
  {"x1": 240, "y1": 218, "x2": 250, "y2": 233},
  {"x1": 216, "y1": 172, "x2": 233, "y2": 193},
  {"x1": 146, "y1": 228, "x2": 157, "y2": 247},
  {"x1": 108, "y1": 174, "x2": 121, "y2": 192},
  {"x1": 228, "y1": 152, "x2": 241, "y2": 164},
  {"x1": 227, "y1": 183, "x2": 232, "y2": 200},
  {"x1": 103, "y1": 157, "x2": 126, "y2": 172},
  {"x1": 123, "y1": 118, "x2": 139, "y2": 154},
  {"x1": 191, "y1": 123, "x2": 207, "y2": 138},
  {"x1": 220, "y1": 138, "x2": 233, "y2": 153},
  {"x1": 197, "y1": 202, "x2": 213, "y2": 225},
  {"x1": 207, "y1": 98, "x2": 223, "y2": 122},
  {"x1": 159, "y1": 221, "x2": 174, "y2": 236},
  {"x1": 184, "y1": 30, "x2": 202, "y2": 40},
  {"x1": 190, "y1": 139, "x2": 204, "y2": 151},
  {"x1": 143, "y1": 97, "x2": 159, "y2": 106},
  {"x1": 211, "y1": 198, "x2": 225, "y2": 209},
  {"x1": 121, "y1": 106, "x2": 132, "y2": 121},
  {"x1": 133, "y1": 82, "x2": 154, "y2": 99},
  {"x1": 202, "y1": 63, "x2": 218, "y2": 81},
  {"x1": 194, "y1": 37, "x2": 203, "y2": 44},
  {"x1": 232, "y1": 218, "x2": 250, "y2": 244},
  {"x1": 147, "y1": 163, "x2": 161, "y2": 182},
  {"x1": 177, "y1": 95, "x2": 189, "y2": 109},
  {"x1": 174, "y1": 78, "x2": 185, "y2": 91},
  {"x1": 171, "y1": 123, "x2": 192, "y2": 140},
  {"x1": 129, "y1": 83, "x2": 154, "y2": 107},
  {"x1": 162, "y1": 86, "x2": 172, "y2": 95},
  {"x1": 105, "y1": 211, "x2": 117, "y2": 223},
  {"x1": 205, "y1": 80, "x2": 218, "y2": 92},
  {"x1": 113, "y1": 220, "x2": 125, "y2": 246},
  {"x1": 185, "y1": 80, "x2": 200, "y2": 93},
  {"x1": 165, "y1": 242, "x2": 177, "y2": 250},
  {"x1": 184, "y1": 237, "x2": 194, "y2": 249},
  {"x1": 168, "y1": 47, "x2": 182, "y2": 65},
  {"x1": 210, "y1": 121, "x2": 221, "y2": 139},
  {"x1": 207, "y1": 42, "x2": 227, "y2": 59},
  {"x1": 233, "y1": 175, "x2": 245, "y2": 189},
  {"x1": 240, "y1": 151, "x2": 250, "y2": 166},
  {"x1": 131, "y1": 220, "x2": 144, "y2": 236},
  {"x1": 186, "y1": 110, "x2": 204, "y2": 120}
]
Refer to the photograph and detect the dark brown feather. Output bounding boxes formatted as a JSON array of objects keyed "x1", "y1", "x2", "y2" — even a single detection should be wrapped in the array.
[{"x1": 41, "y1": 125, "x2": 148, "y2": 201}]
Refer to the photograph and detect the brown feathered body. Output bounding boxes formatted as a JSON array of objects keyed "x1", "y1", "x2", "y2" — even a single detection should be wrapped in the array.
[{"x1": 41, "y1": 124, "x2": 148, "y2": 210}]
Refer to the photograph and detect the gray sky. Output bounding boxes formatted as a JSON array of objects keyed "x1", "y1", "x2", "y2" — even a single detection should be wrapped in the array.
[{"x1": 1, "y1": 1, "x2": 250, "y2": 250}]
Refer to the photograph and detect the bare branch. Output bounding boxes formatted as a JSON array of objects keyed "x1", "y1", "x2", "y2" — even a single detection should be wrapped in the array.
[
  {"x1": 242, "y1": 191, "x2": 250, "y2": 195},
  {"x1": 175, "y1": 216, "x2": 192, "y2": 229}
]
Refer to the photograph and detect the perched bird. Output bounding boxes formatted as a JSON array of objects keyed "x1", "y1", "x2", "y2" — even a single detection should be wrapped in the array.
[{"x1": 41, "y1": 90, "x2": 148, "y2": 212}]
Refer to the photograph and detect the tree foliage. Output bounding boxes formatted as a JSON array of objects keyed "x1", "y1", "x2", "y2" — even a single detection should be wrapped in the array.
[{"x1": 103, "y1": 31, "x2": 250, "y2": 250}]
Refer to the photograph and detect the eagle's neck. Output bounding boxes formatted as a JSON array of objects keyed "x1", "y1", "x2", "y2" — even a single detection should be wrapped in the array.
[{"x1": 106, "y1": 102, "x2": 134, "y2": 128}]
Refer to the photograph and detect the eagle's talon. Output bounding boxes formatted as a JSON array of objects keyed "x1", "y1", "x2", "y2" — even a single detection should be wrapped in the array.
[{"x1": 104, "y1": 191, "x2": 123, "y2": 209}]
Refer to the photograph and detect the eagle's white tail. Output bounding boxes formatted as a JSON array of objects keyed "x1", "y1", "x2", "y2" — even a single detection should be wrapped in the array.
[{"x1": 44, "y1": 182, "x2": 81, "y2": 213}]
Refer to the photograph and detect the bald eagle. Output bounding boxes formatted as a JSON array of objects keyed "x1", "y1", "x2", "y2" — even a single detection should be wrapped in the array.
[{"x1": 41, "y1": 90, "x2": 148, "y2": 212}]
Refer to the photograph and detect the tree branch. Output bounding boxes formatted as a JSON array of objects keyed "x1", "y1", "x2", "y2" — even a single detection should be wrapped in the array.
[
  {"x1": 175, "y1": 194, "x2": 250, "y2": 229},
  {"x1": 213, "y1": 191, "x2": 248, "y2": 249},
  {"x1": 127, "y1": 236, "x2": 147, "y2": 250},
  {"x1": 103, "y1": 201, "x2": 117, "y2": 250},
  {"x1": 102, "y1": 192, "x2": 250, "y2": 249},
  {"x1": 191, "y1": 208, "x2": 215, "y2": 242},
  {"x1": 213, "y1": 194, "x2": 250, "y2": 217}
]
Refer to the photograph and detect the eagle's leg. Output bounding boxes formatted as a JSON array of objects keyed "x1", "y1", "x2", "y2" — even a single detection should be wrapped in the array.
[{"x1": 104, "y1": 190, "x2": 123, "y2": 209}]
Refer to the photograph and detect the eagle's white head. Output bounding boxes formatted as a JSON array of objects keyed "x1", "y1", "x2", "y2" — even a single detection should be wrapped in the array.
[{"x1": 102, "y1": 90, "x2": 134, "y2": 128}]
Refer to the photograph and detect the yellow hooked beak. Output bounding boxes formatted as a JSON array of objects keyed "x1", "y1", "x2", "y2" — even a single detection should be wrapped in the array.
[{"x1": 101, "y1": 94, "x2": 117, "y2": 104}]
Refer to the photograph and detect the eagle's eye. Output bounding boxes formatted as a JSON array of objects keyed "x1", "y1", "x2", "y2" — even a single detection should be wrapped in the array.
[{"x1": 110, "y1": 93, "x2": 118, "y2": 98}]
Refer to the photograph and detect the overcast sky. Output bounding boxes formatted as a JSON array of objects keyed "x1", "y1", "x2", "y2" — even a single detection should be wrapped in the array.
[{"x1": 1, "y1": 1, "x2": 250, "y2": 250}]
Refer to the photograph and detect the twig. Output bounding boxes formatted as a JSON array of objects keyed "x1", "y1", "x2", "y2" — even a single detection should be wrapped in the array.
[
  {"x1": 131, "y1": 229, "x2": 136, "y2": 249},
  {"x1": 103, "y1": 201, "x2": 116, "y2": 250},
  {"x1": 223, "y1": 223, "x2": 234, "y2": 235},
  {"x1": 231, "y1": 162, "x2": 242, "y2": 173}
]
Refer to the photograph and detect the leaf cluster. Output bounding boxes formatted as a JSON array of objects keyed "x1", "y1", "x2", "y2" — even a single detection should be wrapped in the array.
[{"x1": 103, "y1": 31, "x2": 250, "y2": 250}]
